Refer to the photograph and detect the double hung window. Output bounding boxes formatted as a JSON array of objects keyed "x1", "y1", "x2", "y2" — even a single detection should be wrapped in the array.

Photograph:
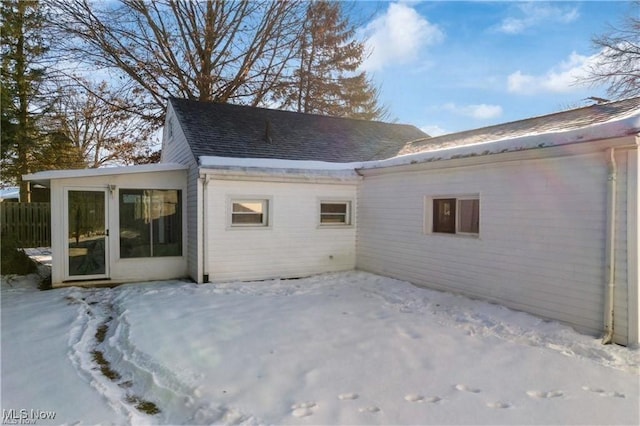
[
  {"x1": 319, "y1": 201, "x2": 351, "y2": 225},
  {"x1": 231, "y1": 199, "x2": 269, "y2": 227}
]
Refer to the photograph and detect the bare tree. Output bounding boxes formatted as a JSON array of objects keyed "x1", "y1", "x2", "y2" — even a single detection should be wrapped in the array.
[
  {"x1": 586, "y1": 1, "x2": 640, "y2": 99},
  {"x1": 47, "y1": 80, "x2": 153, "y2": 167},
  {"x1": 50, "y1": 0, "x2": 305, "y2": 124}
]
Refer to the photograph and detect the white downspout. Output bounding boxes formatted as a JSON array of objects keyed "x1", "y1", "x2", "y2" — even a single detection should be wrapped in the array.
[
  {"x1": 602, "y1": 147, "x2": 617, "y2": 344},
  {"x1": 202, "y1": 174, "x2": 211, "y2": 283}
]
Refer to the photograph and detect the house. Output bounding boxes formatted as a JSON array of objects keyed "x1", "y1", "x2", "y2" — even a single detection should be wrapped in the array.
[
  {"x1": 24, "y1": 97, "x2": 639, "y2": 345},
  {"x1": 23, "y1": 100, "x2": 426, "y2": 286}
]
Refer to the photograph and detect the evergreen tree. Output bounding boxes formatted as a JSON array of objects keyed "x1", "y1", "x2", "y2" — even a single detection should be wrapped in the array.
[
  {"x1": 32, "y1": 130, "x2": 86, "y2": 171},
  {"x1": 282, "y1": 1, "x2": 386, "y2": 120},
  {"x1": 0, "y1": 0, "x2": 48, "y2": 201}
]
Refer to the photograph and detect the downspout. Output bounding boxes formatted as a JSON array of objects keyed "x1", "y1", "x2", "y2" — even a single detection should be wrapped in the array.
[
  {"x1": 602, "y1": 147, "x2": 617, "y2": 344},
  {"x1": 201, "y1": 174, "x2": 211, "y2": 283}
]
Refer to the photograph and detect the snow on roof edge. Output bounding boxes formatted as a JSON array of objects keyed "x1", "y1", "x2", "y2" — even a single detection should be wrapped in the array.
[
  {"x1": 199, "y1": 113, "x2": 640, "y2": 173},
  {"x1": 199, "y1": 156, "x2": 363, "y2": 171},
  {"x1": 359, "y1": 113, "x2": 640, "y2": 170},
  {"x1": 23, "y1": 163, "x2": 188, "y2": 182}
]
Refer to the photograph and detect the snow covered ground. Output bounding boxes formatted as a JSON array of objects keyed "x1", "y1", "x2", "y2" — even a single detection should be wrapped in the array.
[{"x1": 1, "y1": 268, "x2": 638, "y2": 425}]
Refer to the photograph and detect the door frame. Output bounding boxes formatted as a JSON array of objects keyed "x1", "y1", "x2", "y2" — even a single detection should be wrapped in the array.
[{"x1": 63, "y1": 187, "x2": 110, "y2": 281}]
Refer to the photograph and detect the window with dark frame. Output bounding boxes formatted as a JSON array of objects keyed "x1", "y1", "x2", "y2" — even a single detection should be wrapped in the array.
[{"x1": 432, "y1": 197, "x2": 479, "y2": 235}]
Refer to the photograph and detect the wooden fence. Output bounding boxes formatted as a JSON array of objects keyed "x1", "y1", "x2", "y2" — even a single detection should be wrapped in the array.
[{"x1": 1, "y1": 202, "x2": 51, "y2": 247}]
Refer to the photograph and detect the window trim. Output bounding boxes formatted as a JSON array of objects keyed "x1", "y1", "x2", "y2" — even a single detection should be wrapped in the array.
[
  {"x1": 227, "y1": 197, "x2": 272, "y2": 229},
  {"x1": 318, "y1": 199, "x2": 353, "y2": 227},
  {"x1": 425, "y1": 194, "x2": 480, "y2": 237}
]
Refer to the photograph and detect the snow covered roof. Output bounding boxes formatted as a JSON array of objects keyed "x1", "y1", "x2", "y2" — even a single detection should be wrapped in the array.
[
  {"x1": 199, "y1": 98, "x2": 640, "y2": 174},
  {"x1": 199, "y1": 156, "x2": 361, "y2": 181},
  {"x1": 398, "y1": 97, "x2": 640, "y2": 157},
  {"x1": 169, "y1": 97, "x2": 427, "y2": 162},
  {"x1": 23, "y1": 163, "x2": 188, "y2": 185},
  {"x1": 361, "y1": 109, "x2": 640, "y2": 170}
]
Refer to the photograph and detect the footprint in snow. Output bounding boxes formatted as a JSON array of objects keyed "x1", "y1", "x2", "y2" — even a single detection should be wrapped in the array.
[
  {"x1": 454, "y1": 384, "x2": 481, "y2": 393},
  {"x1": 291, "y1": 402, "x2": 317, "y2": 418},
  {"x1": 358, "y1": 406, "x2": 380, "y2": 414},
  {"x1": 526, "y1": 390, "x2": 564, "y2": 399},
  {"x1": 486, "y1": 401, "x2": 511, "y2": 409},
  {"x1": 338, "y1": 393, "x2": 359, "y2": 400},
  {"x1": 581, "y1": 386, "x2": 625, "y2": 398},
  {"x1": 404, "y1": 394, "x2": 424, "y2": 403},
  {"x1": 405, "y1": 394, "x2": 442, "y2": 404}
]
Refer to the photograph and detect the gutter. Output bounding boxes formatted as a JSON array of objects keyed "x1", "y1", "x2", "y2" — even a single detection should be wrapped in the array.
[
  {"x1": 201, "y1": 174, "x2": 211, "y2": 283},
  {"x1": 602, "y1": 143, "x2": 638, "y2": 345},
  {"x1": 602, "y1": 147, "x2": 617, "y2": 344}
]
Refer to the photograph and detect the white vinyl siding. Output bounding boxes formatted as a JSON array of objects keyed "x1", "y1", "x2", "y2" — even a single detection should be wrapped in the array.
[
  {"x1": 357, "y1": 150, "x2": 633, "y2": 344},
  {"x1": 205, "y1": 179, "x2": 357, "y2": 282},
  {"x1": 160, "y1": 104, "x2": 201, "y2": 283}
]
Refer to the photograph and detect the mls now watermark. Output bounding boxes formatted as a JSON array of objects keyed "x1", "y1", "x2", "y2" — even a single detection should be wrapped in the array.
[{"x1": 2, "y1": 409, "x2": 56, "y2": 425}]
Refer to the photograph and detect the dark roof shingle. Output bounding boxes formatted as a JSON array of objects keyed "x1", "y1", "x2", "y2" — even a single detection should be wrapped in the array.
[{"x1": 169, "y1": 98, "x2": 428, "y2": 162}]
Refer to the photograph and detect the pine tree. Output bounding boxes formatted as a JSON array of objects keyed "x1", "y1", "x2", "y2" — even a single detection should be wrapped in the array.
[
  {"x1": 283, "y1": 1, "x2": 386, "y2": 120},
  {"x1": 0, "y1": 0, "x2": 48, "y2": 201}
]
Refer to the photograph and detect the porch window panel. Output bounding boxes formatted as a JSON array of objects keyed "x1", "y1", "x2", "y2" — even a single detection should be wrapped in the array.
[
  {"x1": 151, "y1": 190, "x2": 182, "y2": 256},
  {"x1": 120, "y1": 189, "x2": 182, "y2": 258},
  {"x1": 119, "y1": 190, "x2": 151, "y2": 258}
]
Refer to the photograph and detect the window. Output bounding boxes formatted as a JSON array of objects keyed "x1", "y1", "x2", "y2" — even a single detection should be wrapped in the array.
[
  {"x1": 432, "y1": 196, "x2": 479, "y2": 235},
  {"x1": 119, "y1": 189, "x2": 182, "y2": 258},
  {"x1": 231, "y1": 199, "x2": 269, "y2": 226},
  {"x1": 167, "y1": 117, "x2": 174, "y2": 140},
  {"x1": 320, "y1": 201, "x2": 351, "y2": 225}
]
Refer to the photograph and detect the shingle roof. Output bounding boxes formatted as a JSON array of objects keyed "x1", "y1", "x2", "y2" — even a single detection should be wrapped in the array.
[
  {"x1": 169, "y1": 98, "x2": 428, "y2": 162},
  {"x1": 399, "y1": 97, "x2": 640, "y2": 156}
]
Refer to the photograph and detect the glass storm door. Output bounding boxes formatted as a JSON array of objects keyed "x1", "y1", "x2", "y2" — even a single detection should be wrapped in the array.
[{"x1": 66, "y1": 189, "x2": 108, "y2": 280}]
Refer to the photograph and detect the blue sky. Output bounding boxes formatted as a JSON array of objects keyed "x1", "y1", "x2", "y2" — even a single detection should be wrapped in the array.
[{"x1": 354, "y1": 1, "x2": 634, "y2": 135}]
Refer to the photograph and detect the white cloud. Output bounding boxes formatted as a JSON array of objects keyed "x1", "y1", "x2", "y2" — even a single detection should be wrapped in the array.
[
  {"x1": 443, "y1": 103, "x2": 503, "y2": 120},
  {"x1": 420, "y1": 125, "x2": 449, "y2": 137},
  {"x1": 507, "y1": 51, "x2": 599, "y2": 95},
  {"x1": 360, "y1": 3, "x2": 444, "y2": 72},
  {"x1": 496, "y1": 3, "x2": 580, "y2": 34}
]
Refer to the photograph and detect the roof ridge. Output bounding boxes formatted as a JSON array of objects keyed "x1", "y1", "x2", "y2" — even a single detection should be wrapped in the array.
[{"x1": 168, "y1": 97, "x2": 416, "y2": 128}]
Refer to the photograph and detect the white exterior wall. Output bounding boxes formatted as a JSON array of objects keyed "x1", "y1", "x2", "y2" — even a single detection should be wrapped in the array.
[
  {"x1": 357, "y1": 144, "x2": 637, "y2": 345},
  {"x1": 161, "y1": 104, "x2": 202, "y2": 282},
  {"x1": 48, "y1": 170, "x2": 188, "y2": 286},
  {"x1": 626, "y1": 148, "x2": 639, "y2": 345},
  {"x1": 204, "y1": 176, "x2": 358, "y2": 282}
]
